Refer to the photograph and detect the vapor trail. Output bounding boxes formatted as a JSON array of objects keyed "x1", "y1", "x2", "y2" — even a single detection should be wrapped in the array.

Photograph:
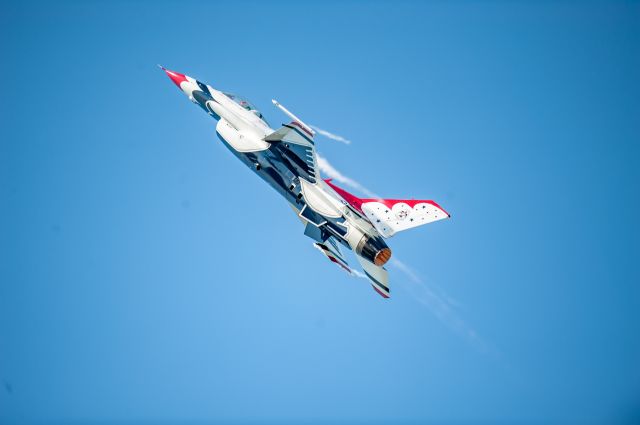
[
  {"x1": 316, "y1": 154, "x2": 487, "y2": 351},
  {"x1": 389, "y1": 257, "x2": 488, "y2": 352},
  {"x1": 316, "y1": 154, "x2": 379, "y2": 198},
  {"x1": 310, "y1": 125, "x2": 352, "y2": 145},
  {"x1": 349, "y1": 269, "x2": 368, "y2": 279}
]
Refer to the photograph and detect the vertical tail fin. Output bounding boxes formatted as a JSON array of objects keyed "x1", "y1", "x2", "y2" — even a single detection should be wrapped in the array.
[{"x1": 325, "y1": 179, "x2": 450, "y2": 238}]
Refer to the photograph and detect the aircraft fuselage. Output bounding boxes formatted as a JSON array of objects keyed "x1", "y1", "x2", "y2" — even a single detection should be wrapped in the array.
[{"x1": 160, "y1": 67, "x2": 391, "y2": 267}]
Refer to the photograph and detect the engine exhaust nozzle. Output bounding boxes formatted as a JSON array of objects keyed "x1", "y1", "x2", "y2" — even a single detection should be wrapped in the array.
[
  {"x1": 374, "y1": 248, "x2": 392, "y2": 266},
  {"x1": 356, "y1": 235, "x2": 392, "y2": 267}
]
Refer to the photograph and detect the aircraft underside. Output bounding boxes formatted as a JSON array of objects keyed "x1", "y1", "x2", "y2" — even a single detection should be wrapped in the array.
[
  {"x1": 161, "y1": 66, "x2": 450, "y2": 298},
  {"x1": 215, "y1": 130, "x2": 351, "y2": 249}
]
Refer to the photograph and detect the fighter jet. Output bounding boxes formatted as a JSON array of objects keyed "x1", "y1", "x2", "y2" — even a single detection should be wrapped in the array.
[{"x1": 161, "y1": 66, "x2": 450, "y2": 298}]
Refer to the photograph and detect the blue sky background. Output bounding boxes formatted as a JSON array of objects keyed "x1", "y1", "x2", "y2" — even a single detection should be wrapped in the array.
[{"x1": 1, "y1": 1, "x2": 639, "y2": 424}]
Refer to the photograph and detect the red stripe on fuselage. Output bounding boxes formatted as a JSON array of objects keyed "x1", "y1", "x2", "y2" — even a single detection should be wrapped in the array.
[{"x1": 324, "y1": 179, "x2": 365, "y2": 213}]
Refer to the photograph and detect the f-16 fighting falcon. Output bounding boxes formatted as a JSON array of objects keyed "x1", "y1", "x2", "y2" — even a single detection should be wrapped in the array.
[{"x1": 160, "y1": 66, "x2": 450, "y2": 298}]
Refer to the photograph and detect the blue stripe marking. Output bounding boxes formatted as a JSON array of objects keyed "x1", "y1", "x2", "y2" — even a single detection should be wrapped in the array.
[{"x1": 363, "y1": 269, "x2": 389, "y2": 293}]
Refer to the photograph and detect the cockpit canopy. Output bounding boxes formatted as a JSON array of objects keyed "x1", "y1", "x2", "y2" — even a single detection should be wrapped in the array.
[{"x1": 224, "y1": 92, "x2": 268, "y2": 124}]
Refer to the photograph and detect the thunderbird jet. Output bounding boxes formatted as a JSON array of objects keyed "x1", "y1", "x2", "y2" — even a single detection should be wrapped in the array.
[{"x1": 161, "y1": 66, "x2": 450, "y2": 298}]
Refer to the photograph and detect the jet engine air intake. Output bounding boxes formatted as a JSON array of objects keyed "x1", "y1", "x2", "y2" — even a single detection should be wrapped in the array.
[{"x1": 356, "y1": 234, "x2": 392, "y2": 266}]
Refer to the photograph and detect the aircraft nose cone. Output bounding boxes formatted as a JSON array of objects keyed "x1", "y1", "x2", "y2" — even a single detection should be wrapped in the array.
[{"x1": 159, "y1": 65, "x2": 188, "y2": 88}]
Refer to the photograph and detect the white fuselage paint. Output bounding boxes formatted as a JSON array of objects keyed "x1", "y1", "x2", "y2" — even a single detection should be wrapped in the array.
[
  {"x1": 176, "y1": 75, "x2": 384, "y2": 253},
  {"x1": 299, "y1": 179, "x2": 343, "y2": 218}
]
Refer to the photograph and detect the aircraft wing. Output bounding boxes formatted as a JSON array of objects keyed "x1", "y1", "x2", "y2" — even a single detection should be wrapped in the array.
[
  {"x1": 265, "y1": 100, "x2": 318, "y2": 184},
  {"x1": 265, "y1": 123, "x2": 318, "y2": 184}
]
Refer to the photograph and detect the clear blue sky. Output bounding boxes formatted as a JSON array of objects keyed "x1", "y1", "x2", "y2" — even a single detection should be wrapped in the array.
[{"x1": 1, "y1": 1, "x2": 639, "y2": 424}]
